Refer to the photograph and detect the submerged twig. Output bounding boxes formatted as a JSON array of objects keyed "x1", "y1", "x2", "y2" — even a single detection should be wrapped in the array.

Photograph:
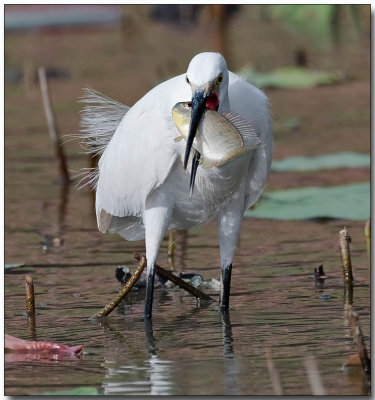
[
  {"x1": 134, "y1": 253, "x2": 214, "y2": 301},
  {"x1": 304, "y1": 354, "x2": 325, "y2": 395},
  {"x1": 265, "y1": 347, "x2": 283, "y2": 395},
  {"x1": 348, "y1": 305, "x2": 371, "y2": 375},
  {"x1": 38, "y1": 66, "x2": 70, "y2": 184},
  {"x1": 339, "y1": 227, "x2": 354, "y2": 286},
  {"x1": 95, "y1": 256, "x2": 147, "y2": 317}
]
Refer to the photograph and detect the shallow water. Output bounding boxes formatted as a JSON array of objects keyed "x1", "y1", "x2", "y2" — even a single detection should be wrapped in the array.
[{"x1": 4, "y1": 171, "x2": 371, "y2": 395}]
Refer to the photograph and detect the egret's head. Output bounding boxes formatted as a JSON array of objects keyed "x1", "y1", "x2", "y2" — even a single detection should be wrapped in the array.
[{"x1": 183, "y1": 52, "x2": 229, "y2": 169}]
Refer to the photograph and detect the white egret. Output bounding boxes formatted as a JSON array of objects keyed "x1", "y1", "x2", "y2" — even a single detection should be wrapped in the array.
[{"x1": 80, "y1": 52, "x2": 273, "y2": 319}]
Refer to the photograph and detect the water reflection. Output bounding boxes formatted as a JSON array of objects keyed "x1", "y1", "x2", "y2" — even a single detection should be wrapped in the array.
[
  {"x1": 102, "y1": 356, "x2": 173, "y2": 395},
  {"x1": 41, "y1": 180, "x2": 70, "y2": 253},
  {"x1": 98, "y1": 304, "x2": 245, "y2": 395},
  {"x1": 148, "y1": 355, "x2": 174, "y2": 395},
  {"x1": 57, "y1": 181, "x2": 70, "y2": 239},
  {"x1": 144, "y1": 318, "x2": 157, "y2": 355},
  {"x1": 26, "y1": 315, "x2": 36, "y2": 341},
  {"x1": 220, "y1": 310, "x2": 240, "y2": 395},
  {"x1": 98, "y1": 316, "x2": 174, "y2": 395}
]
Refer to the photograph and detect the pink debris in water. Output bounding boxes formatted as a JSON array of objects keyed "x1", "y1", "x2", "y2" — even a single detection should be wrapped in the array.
[{"x1": 5, "y1": 334, "x2": 83, "y2": 356}]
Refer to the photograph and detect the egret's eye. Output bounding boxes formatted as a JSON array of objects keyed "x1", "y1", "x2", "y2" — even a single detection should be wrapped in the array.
[
  {"x1": 216, "y1": 74, "x2": 223, "y2": 85},
  {"x1": 185, "y1": 76, "x2": 190, "y2": 84},
  {"x1": 186, "y1": 101, "x2": 192, "y2": 108}
]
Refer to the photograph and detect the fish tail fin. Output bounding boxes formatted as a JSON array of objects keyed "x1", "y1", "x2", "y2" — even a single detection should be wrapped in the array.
[{"x1": 221, "y1": 112, "x2": 264, "y2": 149}]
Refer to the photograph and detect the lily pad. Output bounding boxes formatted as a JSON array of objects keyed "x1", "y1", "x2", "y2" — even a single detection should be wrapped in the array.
[
  {"x1": 40, "y1": 387, "x2": 99, "y2": 395},
  {"x1": 272, "y1": 5, "x2": 333, "y2": 42},
  {"x1": 245, "y1": 182, "x2": 370, "y2": 220},
  {"x1": 272, "y1": 152, "x2": 370, "y2": 172},
  {"x1": 238, "y1": 66, "x2": 342, "y2": 89},
  {"x1": 5, "y1": 263, "x2": 26, "y2": 270}
]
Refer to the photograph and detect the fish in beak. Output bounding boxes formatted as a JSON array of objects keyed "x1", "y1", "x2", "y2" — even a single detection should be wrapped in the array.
[{"x1": 183, "y1": 88, "x2": 219, "y2": 195}]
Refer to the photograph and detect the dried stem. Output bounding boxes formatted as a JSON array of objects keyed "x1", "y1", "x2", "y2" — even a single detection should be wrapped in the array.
[
  {"x1": 339, "y1": 227, "x2": 354, "y2": 286},
  {"x1": 38, "y1": 66, "x2": 70, "y2": 184},
  {"x1": 25, "y1": 275, "x2": 36, "y2": 319},
  {"x1": 134, "y1": 253, "x2": 214, "y2": 301},
  {"x1": 25, "y1": 275, "x2": 36, "y2": 339},
  {"x1": 95, "y1": 256, "x2": 147, "y2": 317},
  {"x1": 348, "y1": 305, "x2": 371, "y2": 375}
]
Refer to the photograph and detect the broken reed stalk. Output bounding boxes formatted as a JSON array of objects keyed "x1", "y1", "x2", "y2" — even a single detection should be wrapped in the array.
[
  {"x1": 38, "y1": 66, "x2": 70, "y2": 184},
  {"x1": 265, "y1": 347, "x2": 283, "y2": 395},
  {"x1": 96, "y1": 256, "x2": 147, "y2": 317},
  {"x1": 134, "y1": 252, "x2": 214, "y2": 301},
  {"x1": 303, "y1": 354, "x2": 325, "y2": 396},
  {"x1": 25, "y1": 275, "x2": 36, "y2": 319},
  {"x1": 339, "y1": 227, "x2": 354, "y2": 286},
  {"x1": 25, "y1": 275, "x2": 36, "y2": 339},
  {"x1": 348, "y1": 305, "x2": 371, "y2": 375}
]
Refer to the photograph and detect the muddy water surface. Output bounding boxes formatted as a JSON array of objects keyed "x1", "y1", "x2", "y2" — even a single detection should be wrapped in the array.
[{"x1": 4, "y1": 165, "x2": 370, "y2": 395}]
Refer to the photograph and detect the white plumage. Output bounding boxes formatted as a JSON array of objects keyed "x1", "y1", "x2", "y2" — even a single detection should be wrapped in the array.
[{"x1": 80, "y1": 52, "x2": 273, "y2": 318}]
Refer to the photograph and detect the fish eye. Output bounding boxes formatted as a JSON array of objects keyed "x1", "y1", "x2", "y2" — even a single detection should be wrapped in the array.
[
  {"x1": 185, "y1": 76, "x2": 190, "y2": 84},
  {"x1": 216, "y1": 74, "x2": 223, "y2": 85}
]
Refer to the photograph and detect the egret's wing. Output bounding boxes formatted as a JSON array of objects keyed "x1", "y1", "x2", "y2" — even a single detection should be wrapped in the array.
[
  {"x1": 95, "y1": 75, "x2": 190, "y2": 232},
  {"x1": 75, "y1": 88, "x2": 130, "y2": 190},
  {"x1": 96, "y1": 113, "x2": 179, "y2": 220},
  {"x1": 228, "y1": 72, "x2": 273, "y2": 209}
]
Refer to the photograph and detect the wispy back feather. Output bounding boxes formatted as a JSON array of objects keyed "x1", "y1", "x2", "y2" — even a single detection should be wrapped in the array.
[
  {"x1": 73, "y1": 167, "x2": 99, "y2": 191},
  {"x1": 73, "y1": 87, "x2": 129, "y2": 190},
  {"x1": 79, "y1": 87, "x2": 129, "y2": 156}
]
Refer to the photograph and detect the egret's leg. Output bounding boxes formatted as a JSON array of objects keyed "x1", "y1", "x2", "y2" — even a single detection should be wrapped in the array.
[
  {"x1": 144, "y1": 193, "x2": 172, "y2": 319},
  {"x1": 217, "y1": 195, "x2": 244, "y2": 310}
]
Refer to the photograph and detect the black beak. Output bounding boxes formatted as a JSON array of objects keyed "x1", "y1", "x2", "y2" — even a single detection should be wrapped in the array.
[
  {"x1": 183, "y1": 90, "x2": 207, "y2": 170},
  {"x1": 189, "y1": 149, "x2": 200, "y2": 196}
]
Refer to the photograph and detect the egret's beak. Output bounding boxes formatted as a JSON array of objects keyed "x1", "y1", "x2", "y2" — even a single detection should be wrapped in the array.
[{"x1": 183, "y1": 89, "x2": 207, "y2": 170}]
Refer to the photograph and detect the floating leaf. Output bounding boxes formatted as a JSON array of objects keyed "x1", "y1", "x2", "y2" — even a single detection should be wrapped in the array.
[
  {"x1": 245, "y1": 182, "x2": 370, "y2": 220},
  {"x1": 40, "y1": 387, "x2": 99, "y2": 395},
  {"x1": 272, "y1": 5, "x2": 333, "y2": 42},
  {"x1": 5, "y1": 263, "x2": 25, "y2": 270},
  {"x1": 238, "y1": 66, "x2": 342, "y2": 89},
  {"x1": 272, "y1": 152, "x2": 370, "y2": 171},
  {"x1": 272, "y1": 5, "x2": 364, "y2": 44}
]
